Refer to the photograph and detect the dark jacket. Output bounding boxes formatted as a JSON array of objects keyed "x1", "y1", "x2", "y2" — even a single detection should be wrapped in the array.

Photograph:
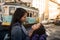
[
  {"x1": 11, "y1": 22, "x2": 30, "y2": 40},
  {"x1": 31, "y1": 34, "x2": 47, "y2": 40}
]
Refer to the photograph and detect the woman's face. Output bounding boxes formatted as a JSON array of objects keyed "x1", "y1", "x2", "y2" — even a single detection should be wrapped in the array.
[{"x1": 20, "y1": 13, "x2": 27, "y2": 22}]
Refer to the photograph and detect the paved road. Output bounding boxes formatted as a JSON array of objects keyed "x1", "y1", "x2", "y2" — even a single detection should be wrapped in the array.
[{"x1": 44, "y1": 24, "x2": 60, "y2": 40}]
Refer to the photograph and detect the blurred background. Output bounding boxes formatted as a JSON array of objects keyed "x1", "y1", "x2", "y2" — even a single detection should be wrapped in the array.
[{"x1": 0, "y1": 0, "x2": 60, "y2": 40}]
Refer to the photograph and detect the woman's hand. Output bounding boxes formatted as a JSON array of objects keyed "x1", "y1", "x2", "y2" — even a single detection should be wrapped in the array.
[
  {"x1": 29, "y1": 23, "x2": 40, "y2": 37},
  {"x1": 32, "y1": 23, "x2": 40, "y2": 31}
]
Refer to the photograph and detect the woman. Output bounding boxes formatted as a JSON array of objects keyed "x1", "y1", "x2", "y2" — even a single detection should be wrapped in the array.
[
  {"x1": 10, "y1": 8, "x2": 40, "y2": 40},
  {"x1": 30, "y1": 23, "x2": 47, "y2": 40}
]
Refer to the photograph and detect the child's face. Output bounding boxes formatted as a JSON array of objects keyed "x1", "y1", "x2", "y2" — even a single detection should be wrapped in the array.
[
  {"x1": 32, "y1": 23, "x2": 40, "y2": 31},
  {"x1": 20, "y1": 13, "x2": 27, "y2": 22}
]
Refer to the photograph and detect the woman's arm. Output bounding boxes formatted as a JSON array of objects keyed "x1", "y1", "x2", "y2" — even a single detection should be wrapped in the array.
[
  {"x1": 28, "y1": 23, "x2": 40, "y2": 37},
  {"x1": 28, "y1": 28, "x2": 34, "y2": 37}
]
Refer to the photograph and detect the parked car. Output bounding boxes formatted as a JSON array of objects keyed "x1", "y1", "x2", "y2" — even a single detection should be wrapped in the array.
[
  {"x1": 54, "y1": 19, "x2": 60, "y2": 25},
  {"x1": 54, "y1": 15, "x2": 60, "y2": 25},
  {"x1": 42, "y1": 20, "x2": 49, "y2": 24},
  {"x1": 48, "y1": 19, "x2": 55, "y2": 24}
]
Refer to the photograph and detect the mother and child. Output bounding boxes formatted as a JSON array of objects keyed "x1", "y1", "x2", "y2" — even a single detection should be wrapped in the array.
[{"x1": 10, "y1": 8, "x2": 47, "y2": 40}]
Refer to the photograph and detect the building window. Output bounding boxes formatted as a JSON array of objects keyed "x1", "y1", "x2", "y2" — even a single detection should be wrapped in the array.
[{"x1": 9, "y1": 7, "x2": 16, "y2": 15}]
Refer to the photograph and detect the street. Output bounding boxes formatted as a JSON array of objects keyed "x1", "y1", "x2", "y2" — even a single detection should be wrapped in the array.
[{"x1": 44, "y1": 24, "x2": 60, "y2": 40}]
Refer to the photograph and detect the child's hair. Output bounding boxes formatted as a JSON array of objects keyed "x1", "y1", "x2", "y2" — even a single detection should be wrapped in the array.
[{"x1": 31, "y1": 23, "x2": 46, "y2": 38}]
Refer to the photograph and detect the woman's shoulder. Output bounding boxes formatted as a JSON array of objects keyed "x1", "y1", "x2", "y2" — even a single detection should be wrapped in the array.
[
  {"x1": 11, "y1": 22, "x2": 22, "y2": 32},
  {"x1": 12, "y1": 22, "x2": 21, "y2": 26},
  {"x1": 11, "y1": 24, "x2": 22, "y2": 35}
]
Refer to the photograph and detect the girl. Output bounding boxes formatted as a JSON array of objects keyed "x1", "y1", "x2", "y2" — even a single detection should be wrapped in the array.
[{"x1": 30, "y1": 23, "x2": 47, "y2": 40}]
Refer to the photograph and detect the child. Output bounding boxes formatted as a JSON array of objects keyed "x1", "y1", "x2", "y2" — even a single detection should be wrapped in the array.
[{"x1": 30, "y1": 23, "x2": 47, "y2": 40}]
